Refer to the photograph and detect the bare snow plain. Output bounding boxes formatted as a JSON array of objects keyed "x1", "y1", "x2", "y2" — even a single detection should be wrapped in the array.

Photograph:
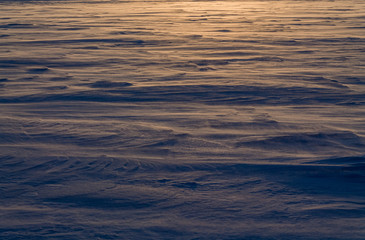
[{"x1": 0, "y1": 0, "x2": 365, "y2": 239}]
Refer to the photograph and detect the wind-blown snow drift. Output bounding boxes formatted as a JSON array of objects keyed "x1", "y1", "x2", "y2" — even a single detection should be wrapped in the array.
[{"x1": 0, "y1": 0, "x2": 364, "y2": 239}]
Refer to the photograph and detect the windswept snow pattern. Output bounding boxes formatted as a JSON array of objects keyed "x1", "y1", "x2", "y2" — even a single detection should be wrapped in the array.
[{"x1": 0, "y1": 0, "x2": 365, "y2": 239}]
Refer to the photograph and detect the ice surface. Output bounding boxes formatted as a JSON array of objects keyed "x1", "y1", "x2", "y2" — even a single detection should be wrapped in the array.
[{"x1": 0, "y1": 0, "x2": 364, "y2": 239}]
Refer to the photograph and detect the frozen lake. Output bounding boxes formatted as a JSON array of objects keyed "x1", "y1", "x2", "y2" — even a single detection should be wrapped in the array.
[{"x1": 0, "y1": 0, "x2": 365, "y2": 239}]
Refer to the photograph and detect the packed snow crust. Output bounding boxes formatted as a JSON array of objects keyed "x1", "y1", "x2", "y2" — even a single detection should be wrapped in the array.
[{"x1": 0, "y1": 0, "x2": 364, "y2": 239}]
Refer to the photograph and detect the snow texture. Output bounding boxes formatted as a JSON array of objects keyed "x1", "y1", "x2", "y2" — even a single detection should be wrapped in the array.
[{"x1": 0, "y1": 0, "x2": 364, "y2": 239}]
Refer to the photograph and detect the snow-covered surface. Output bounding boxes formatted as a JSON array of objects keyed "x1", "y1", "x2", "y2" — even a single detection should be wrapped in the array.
[{"x1": 0, "y1": 0, "x2": 364, "y2": 239}]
